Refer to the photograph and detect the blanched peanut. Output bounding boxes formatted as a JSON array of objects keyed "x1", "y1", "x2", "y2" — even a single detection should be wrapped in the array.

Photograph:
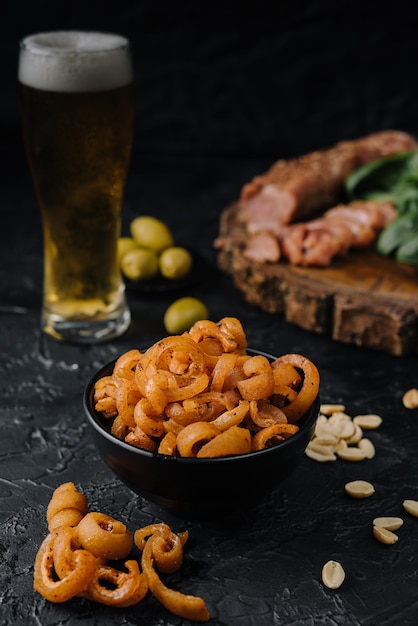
[
  {"x1": 373, "y1": 517, "x2": 403, "y2": 531},
  {"x1": 306, "y1": 406, "x2": 377, "y2": 464},
  {"x1": 336, "y1": 447, "x2": 366, "y2": 461},
  {"x1": 321, "y1": 560, "x2": 345, "y2": 589},
  {"x1": 320, "y1": 404, "x2": 345, "y2": 416},
  {"x1": 403, "y1": 499, "x2": 418, "y2": 517},
  {"x1": 305, "y1": 445, "x2": 336, "y2": 463},
  {"x1": 358, "y1": 438, "x2": 375, "y2": 459},
  {"x1": 345, "y1": 480, "x2": 375, "y2": 498},
  {"x1": 402, "y1": 388, "x2": 418, "y2": 409},
  {"x1": 353, "y1": 414, "x2": 382, "y2": 430},
  {"x1": 373, "y1": 526, "x2": 398, "y2": 545}
]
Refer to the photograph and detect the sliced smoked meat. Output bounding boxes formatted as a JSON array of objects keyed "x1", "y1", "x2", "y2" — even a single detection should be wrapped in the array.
[
  {"x1": 251, "y1": 200, "x2": 397, "y2": 267},
  {"x1": 239, "y1": 130, "x2": 417, "y2": 233}
]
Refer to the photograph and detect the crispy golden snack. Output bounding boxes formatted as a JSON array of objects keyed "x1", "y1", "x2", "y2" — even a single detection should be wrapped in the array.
[
  {"x1": 272, "y1": 354, "x2": 320, "y2": 423},
  {"x1": 252, "y1": 423, "x2": 300, "y2": 451},
  {"x1": 34, "y1": 532, "x2": 97, "y2": 603},
  {"x1": 249, "y1": 399, "x2": 288, "y2": 429},
  {"x1": 82, "y1": 560, "x2": 148, "y2": 607},
  {"x1": 93, "y1": 317, "x2": 320, "y2": 456},
  {"x1": 158, "y1": 431, "x2": 178, "y2": 455},
  {"x1": 52, "y1": 526, "x2": 82, "y2": 580},
  {"x1": 197, "y1": 425, "x2": 252, "y2": 458},
  {"x1": 237, "y1": 355, "x2": 274, "y2": 400},
  {"x1": 46, "y1": 482, "x2": 88, "y2": 532},
  {"x1": 135, "y1": 524, "x2": 210, "y2": 622},
  {"x1": 34, "y1": 484, "x2": 209, "y2": 618},
  {"x1": 77, "y1": 512, "x2": 132, "y2": 560},
  {"x1": 134, "y1": 522, "x2": 186, "y2": 573},
  {"x1": 211, "y1": 400, "x2": 249, "y2": 431},
  {"x1": 93, "y1": 376, "x2": 117, "y2": 417},
  {"x1": 176, "y1": 422, "x2": 221, "y2": 457}
]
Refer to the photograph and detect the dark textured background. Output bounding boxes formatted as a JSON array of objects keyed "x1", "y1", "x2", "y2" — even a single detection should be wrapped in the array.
[
  {"x1": 4, "y1": 0, "x2": 418, "y2": 160},
  {"x1": 2, "y1": 1, "x2": 418, "y2": 625}
]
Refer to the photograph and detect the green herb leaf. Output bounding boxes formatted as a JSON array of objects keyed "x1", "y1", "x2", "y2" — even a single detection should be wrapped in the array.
[
  {"x1": 345, "y1": 148, "x2": 418, "y2": 265},
  {"x1": 395, "y1": 233, "x2": 418, "y2": 265},
  {"x1": 345, "y1": 150, "x2": 418, "y2": 203},
  {"x1": 376, "y1": 216, "x2": 415, "y2": 256}
]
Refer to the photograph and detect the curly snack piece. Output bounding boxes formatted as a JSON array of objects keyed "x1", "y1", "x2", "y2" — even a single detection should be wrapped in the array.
[
  {"x1": 34, "y1": 532, "x2": 97, "y2": 603},
  {"x1": 52, "y1": 526, "x2": 83, "y2": 580},
  {"x1": 197, "y1": 425, "x2": 252, "y2": 458},
  {"x1": 77, "y1": 512, "x2": 133, "y2": 560},
  {"x1": 176, "y1": 421, "x2": 221, "y2": 457},
  {"x1": 252, "y1": 423, "x2": 299, "y2": 451},
  {"x1": 34, "y1": 483, "x2": 209, "y2": 619},
  {"x1": 93, "y1": 316, "x2": 320, "y2": 457},
  {"x1": 134, "y1": 522, "x2": 187, "y2": 573},
  {"x1": 237, "y1": 355, "x2": 274, "y2": 400},
  {"x1": 272, "y1": 354, "x2": 320, "y2": 423},
  {"x1": 46, "y1": 482, "x2": 88, "y2": 532},
  {"x1": 135, "y1": 524, "x2": 210, "y2": 622},
  {"x1": 83, "y1": 560, "x2": 148, "y2": 607}
]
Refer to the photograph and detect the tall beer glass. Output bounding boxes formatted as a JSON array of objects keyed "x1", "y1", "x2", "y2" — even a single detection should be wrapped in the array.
[{"x1": 18, "y1": 31, "x2": 134, "y2": 343}]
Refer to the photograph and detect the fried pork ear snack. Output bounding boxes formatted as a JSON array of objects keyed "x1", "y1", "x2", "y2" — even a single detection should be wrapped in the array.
[
  {"x1": 77, "y1": 512, "x2": 133, "y2": 560},
  {"x1": 134, "y1": 524, "x2": 210, "y2": 622},
  {"x1": 34, "y1": 531, "x2": 97, "y2": 603},
  {"x1": 46, "y1": 481, "x2": 88, "y2": 531},
  {"x1": 93, "y1": 316, "x2": 320, "y2": 456},
  {"x1": 82, "y1": 560, "x2": 148, "y2": 608},
  {"x1": 33, "y1": 483, "x2": 209, "y2": 620},
  {"x1": 272, "y1": 354, "x2": 320, "y2": 423},
  {"x1": 197, "y1": 425, "x2": 252, "y2": 458},
  {"x1": 252, "y1": 423, "x2": 299, "y2": 451}
]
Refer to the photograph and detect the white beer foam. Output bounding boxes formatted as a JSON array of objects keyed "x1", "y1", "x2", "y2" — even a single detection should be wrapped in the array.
[{"x1": 18, "y1": 31, "x2": 133, "y2": 92}]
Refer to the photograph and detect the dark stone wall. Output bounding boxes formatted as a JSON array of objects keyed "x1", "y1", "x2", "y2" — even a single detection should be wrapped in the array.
[{"x1": 4, "y1": 0, "x2": 418, "y2": 160}]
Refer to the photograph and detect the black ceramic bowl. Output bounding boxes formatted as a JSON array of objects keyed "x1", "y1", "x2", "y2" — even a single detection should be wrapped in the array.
[{"x1": 83, "y1": 350, "x2": 320, "y2": 517}]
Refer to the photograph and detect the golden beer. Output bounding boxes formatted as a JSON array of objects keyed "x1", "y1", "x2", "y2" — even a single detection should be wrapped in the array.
[{"x1": 18, "y1": 31, "x2": 134, "y2": 343}]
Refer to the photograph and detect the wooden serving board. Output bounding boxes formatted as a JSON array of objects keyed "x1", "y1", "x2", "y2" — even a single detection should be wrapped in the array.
[{"x1": 217, "y1": 204, "x2": 418, "y2": 356}]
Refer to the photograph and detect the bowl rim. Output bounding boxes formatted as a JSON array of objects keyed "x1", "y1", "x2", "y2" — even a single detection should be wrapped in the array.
[{"x1": 83, "y1": 347, "x2": 319, "y2": 466}]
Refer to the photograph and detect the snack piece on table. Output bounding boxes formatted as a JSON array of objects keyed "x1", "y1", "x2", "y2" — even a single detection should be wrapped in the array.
[{"x1": 34, "y1": 483, "x2": 210, "y2": 620}]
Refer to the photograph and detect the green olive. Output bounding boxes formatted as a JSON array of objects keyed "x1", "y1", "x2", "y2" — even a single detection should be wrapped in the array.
[
  {"x1": 164, "y1": 297, "x2": 209, "y2": 334},
  {"x1": 130, "y1": 216, "x2": 174, "y2": 253},
  {"x1": 117, "y1": 237, "x2": 138, "y2": 264},
  {"x1": 159, "y1": 246, "x2": 193, "y2": 280},
  {"x1": 120, "y1": 248, "x2": 159, "y2": 281}
]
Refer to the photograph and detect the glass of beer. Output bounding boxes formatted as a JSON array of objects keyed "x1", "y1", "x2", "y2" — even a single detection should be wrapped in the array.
[{"x1": 18, "y1": 31, "x2": 134, "y2": 343}]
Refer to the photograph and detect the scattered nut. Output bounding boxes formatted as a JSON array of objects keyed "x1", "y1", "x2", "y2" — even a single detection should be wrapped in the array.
[
  {"x1": 328, "y1": 413, "x2": 353, "y2": 435},
  {"x1": 373, "y1": 517, "x2": 404, "y2": 531},
  {"x1": 313, "y1": 435, "x2": 340, "y2": 446},
  {"x1": 336, "y1": 447, "x2": 366, "y2": 462},
  {"x1": 315, "y1": 421, "x2": 341, "y2": 439},
  {"x1": 335, "y1": 439, "x2": 348, "y2": 452},
  {"x1": 316, "y1": 414, "x2": 328, "y2": 426},
  {"x1": 338, "y1": 420, "x2": 356, "y2": 440},
  {"x1": 321, "y1": 560, "x2": 345, "y2": 589},
  {"x1": 328, "y1": 411, "x2": 351, "y2": 422},
  {"x1": 305, "y1": 445, "x2": 336, "y2": 463},
  {"x1": 353, "y1": 414, "x2": 382, "y2": 430},
  {"x1": 346, "y1": 423, "x2": 363, "y2": 445},
  {"x1": 403, "y1": 499, "x2": 418, "y2": 517},
  {"x1": 373, "y1": 525, "x2": 398, "y2": 545},
  {"x1": 402, "y1": 388, "x2": 418, "y2": 409},
  {"x1": 358, "y1": 438, "x2": 375, "y2": 459},
  {"x1": 306, "y1": 406, "x2": 380, "y2": 464},
  {"x1": 307, "y1": 440, "x2": 337, "y2": 455},
  {"x1": 345, "y1": 480, "x2": 375, "y2": 498},
  {"x1": 320, "y1": 404, "x2": 346, "y2": 416}
]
